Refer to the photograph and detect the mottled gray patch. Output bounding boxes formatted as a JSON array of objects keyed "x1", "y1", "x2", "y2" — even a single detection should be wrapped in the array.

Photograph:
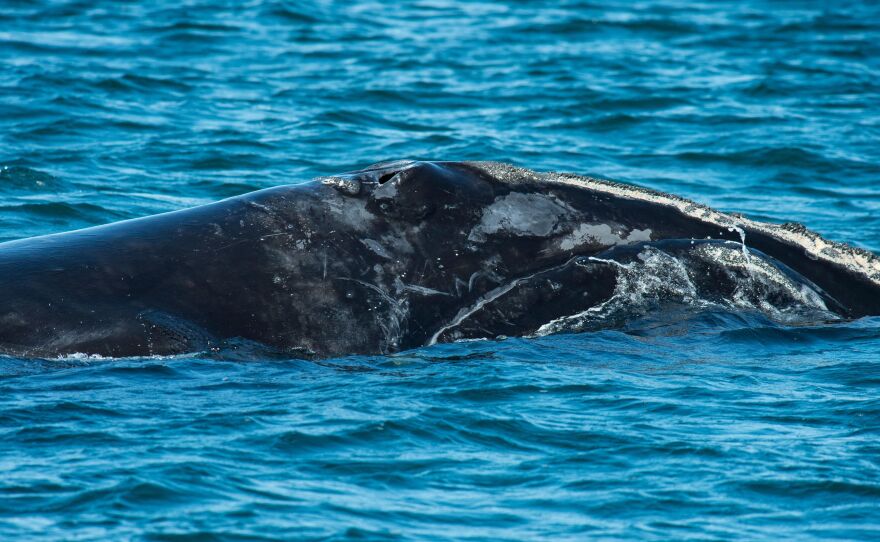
[
  {"x1": 469, "y1": 193, "x2": 570, "y2": 241},
  {"x1": 627, "y1": 228, "x2": 652, "y2": 243},
  {"x1": 325, "y1": 196, "x2": 375, "y2": 229},
  {"x1": 319, "y1": 176, "x2": 361, "y2": 196}
]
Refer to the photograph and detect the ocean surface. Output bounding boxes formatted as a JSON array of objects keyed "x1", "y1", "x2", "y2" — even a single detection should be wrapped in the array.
[{"x1": 2, "y1": 1, "x2": 879, "y2": 540}]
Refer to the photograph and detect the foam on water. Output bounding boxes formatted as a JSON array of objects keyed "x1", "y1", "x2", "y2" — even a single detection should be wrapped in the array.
[{"x1": 535, "y1": 243, "x2": 836, "y2": 338}]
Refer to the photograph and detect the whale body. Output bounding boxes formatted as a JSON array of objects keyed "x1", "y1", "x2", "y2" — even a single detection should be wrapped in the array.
[{"x1": 0, "y1": 160, "x2": 878, "y2": 359}]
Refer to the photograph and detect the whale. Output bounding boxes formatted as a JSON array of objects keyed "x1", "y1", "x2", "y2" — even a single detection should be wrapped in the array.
[{"x1": 0, "y1": 160, "x2": 878, "y2": 359}]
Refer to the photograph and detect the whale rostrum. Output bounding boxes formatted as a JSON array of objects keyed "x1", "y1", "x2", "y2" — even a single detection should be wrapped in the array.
[{"x1": 0, "y1": 160, "x2": 876, "y2": 358}]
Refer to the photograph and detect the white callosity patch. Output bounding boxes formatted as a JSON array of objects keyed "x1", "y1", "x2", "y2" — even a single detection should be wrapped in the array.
[
  {"x1": 318, "y1": 176, "x2": 360, "y2": 196},
  {"x1": 629, "y1": 228, "x2": 652, "y2": 243},
  {"x1": 468, "y1": 192, "x2": 572, "y2": 242},
  {"x1": 466, "y1": 161, "x2": 880, "y2": 286},
  {"x1": 558, "y1": 223, "x2": 653, "y2": 251}
]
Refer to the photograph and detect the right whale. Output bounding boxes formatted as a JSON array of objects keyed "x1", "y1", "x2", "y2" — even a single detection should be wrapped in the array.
[{"x1": 0, "y1": 160, "x2": 877, "y2": 358}]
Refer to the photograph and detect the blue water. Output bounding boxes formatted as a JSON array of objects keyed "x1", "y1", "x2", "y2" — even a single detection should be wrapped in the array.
[{"x1": 2, "y1": 1, "x2": 880, "y2": 540}]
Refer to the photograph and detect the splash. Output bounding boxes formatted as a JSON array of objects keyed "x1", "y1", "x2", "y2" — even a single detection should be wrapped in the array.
[{"x1": 535, "y1": 242, "x2": 837, "y2": 337}]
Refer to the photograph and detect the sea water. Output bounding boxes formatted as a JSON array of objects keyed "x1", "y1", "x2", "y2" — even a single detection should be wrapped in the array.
[{"x1": 1, "y1": 1, "x2": 879, "y2": 540}]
